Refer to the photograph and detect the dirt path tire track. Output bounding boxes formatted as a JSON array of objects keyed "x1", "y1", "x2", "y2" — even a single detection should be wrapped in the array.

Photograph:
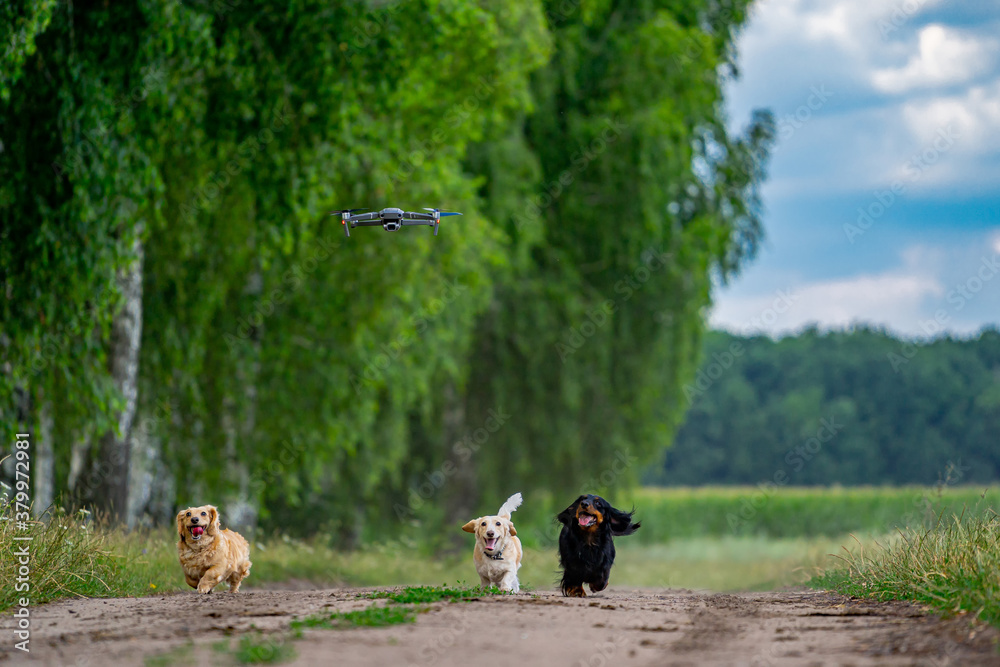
[{"x1": 1, "y1": 588, "x2": 997, "y2": 666}]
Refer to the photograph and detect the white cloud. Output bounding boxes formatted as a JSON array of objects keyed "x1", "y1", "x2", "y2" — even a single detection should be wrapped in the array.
[
  {"x1": 728, "y1": 1, "x2": 1000, "y2": 195},
  {"x1": 744, "y1": 0, "x2": 949, "y2": 56},
  {"x1": 711, "y1": 235, "x2": 1000, "y2": 337},
  {"x1": 882, "y1": 78, "x2": 1000, "y2": 190},
  {"x1": 710, "y1": 271, "x2": 943, "y2": 336},
  {"x1": 901, "y1": 79, "x2": 1000, "y2": 151},
  {"x1": 872, "y1": 25, "x2": 997, "y2": 93},
  {"x1": 801, "y1": 2, "x2": 855, "y2": 48}
]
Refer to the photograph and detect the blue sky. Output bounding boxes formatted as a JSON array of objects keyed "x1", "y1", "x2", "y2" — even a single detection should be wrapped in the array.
[{"x1": 712, "y1": 0, "x2": 1000, "y2": 337}]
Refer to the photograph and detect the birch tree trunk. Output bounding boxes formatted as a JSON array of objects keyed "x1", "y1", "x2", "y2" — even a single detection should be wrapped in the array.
[
  {"x1": 67, "y1": 435, "x2": 90, "y2": 494},
  {"x1": 126, "y1": 410, "x2": 155, "y2": 527},
  {"x1": 93, "y1": 233, "x2": 143, "y2": 521},
  {"x1": 223, "y1": 266, "x2": 261, "y2": 536},
  {"x1": 3, "y1": 387, "x2": 31, "y2": 500},
  {"x1": 32, "y1": 398, "x2": 54, "y2": 517}
]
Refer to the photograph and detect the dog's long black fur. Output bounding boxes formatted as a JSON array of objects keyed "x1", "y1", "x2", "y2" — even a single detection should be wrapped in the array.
[{"x1": 556, "y1": 494, "x2": 640, "y2": 596}]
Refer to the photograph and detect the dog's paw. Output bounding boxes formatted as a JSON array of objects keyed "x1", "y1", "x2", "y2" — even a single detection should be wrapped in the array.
[
  {"x1": 564, "y1": 585, "x2": 586, "y2": 598},
  {"x1": 197, "y1": 584, "x2": 215, "y2": 594},
  {"x1": 589, "y1": 580, "x2": 608, "y2": 593}
]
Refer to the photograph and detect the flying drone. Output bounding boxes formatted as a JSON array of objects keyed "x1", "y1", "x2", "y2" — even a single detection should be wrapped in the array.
[{"x1": 331, "y1": 208, "x2": 462, "y2": 238}]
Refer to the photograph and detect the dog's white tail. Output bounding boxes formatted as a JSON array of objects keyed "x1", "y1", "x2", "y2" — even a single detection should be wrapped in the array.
[{"x1": 498, "y1": 492, "x2": 522, "y2": 518}]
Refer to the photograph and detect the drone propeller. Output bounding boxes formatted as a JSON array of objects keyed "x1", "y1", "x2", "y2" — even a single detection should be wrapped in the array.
[
  {"x1": 422, "y1": 208, "x2": 463, "y2": 217},
  {"x1": 421, "y1": 208, "x2": 462, "y2": 237}
]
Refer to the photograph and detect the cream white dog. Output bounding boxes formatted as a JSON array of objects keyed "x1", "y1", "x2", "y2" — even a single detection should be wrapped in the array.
[{"x1": 462, "y1": 493, "x2": 523, "y2": 593}]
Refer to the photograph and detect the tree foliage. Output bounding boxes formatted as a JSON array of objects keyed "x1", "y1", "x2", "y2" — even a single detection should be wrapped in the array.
[
  {"x1": 1, "y1": 0, "x2": 771, "y2": 534},
  {"x1": 458, "y1": 0, "x2": 774, "y2": 505}
]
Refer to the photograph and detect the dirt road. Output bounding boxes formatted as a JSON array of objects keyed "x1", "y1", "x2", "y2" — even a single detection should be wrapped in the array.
[{"x1": 2, "y1": 587, "x2": 997, "y2": 666}]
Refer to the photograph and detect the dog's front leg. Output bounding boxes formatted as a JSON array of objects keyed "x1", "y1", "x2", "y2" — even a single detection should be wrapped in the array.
[
  {"x1": 501, "y1": 572, "x2": 519, "y2": 594},
  {"x1": 561, "y1": 575, "x2": 586, "y2": 597},
  {"x1": 197, "y1": 566, "x2": 229, "y2": 594}
]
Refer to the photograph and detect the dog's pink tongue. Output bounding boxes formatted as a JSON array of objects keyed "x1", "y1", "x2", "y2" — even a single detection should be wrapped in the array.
[
  {"x1": 485, "y1": 537, "x2": 498, "y2": 549},
  {"x1": 191, "y1": 526, "x2": 204, "y2": 536},
  {"x1": 579, "y1": 515, "x2": 593, "y2": 526}
]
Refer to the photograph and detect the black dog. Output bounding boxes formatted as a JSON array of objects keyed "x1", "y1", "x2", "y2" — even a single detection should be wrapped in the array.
[{"x1": 556, "y1": 494, "x2": 640, "y2": 597}]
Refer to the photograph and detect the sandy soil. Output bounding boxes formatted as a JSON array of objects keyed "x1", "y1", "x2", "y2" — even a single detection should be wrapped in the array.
[{"x1": 1, "y1": 587, "x2": 997, "y2": 666}]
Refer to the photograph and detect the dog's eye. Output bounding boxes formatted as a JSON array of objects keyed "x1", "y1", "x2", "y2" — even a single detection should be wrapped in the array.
[
  {"x1": 496, "y1": 521, "x2": 501, "y2": 526},
  {"x1": 481, "y1": 522, "x2": 486, "y2": 526},
  {"x1": 186, "y1": 512, "x2": 191, "y2": 517},
  {"x1": 201, "y1": 512, "x2": 207, "y2": 516}
]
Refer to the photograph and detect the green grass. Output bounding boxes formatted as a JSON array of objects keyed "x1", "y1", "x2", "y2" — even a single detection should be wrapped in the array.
[
  {"x1": 0, "y1": 502, "x2": 164, "y2": 610},
  {"x1": 612, "y1": 534, "x2": 898, "y2": 591},
  {"x1": 811, "y1": 510, "x2": 1000, "y2": 628},
  {"x1": 250, "y1": 585, "x2": 505, "y2": 663},
  {"x1": 144, "y1": 642, "x2": 194, "y2": 667},
  {"x1": 282, "y1": 584, "x2": 510, "y2": 660},
  {"x1": 291, "y1": 604, "x2": 418, "y2": 629},
  {"x1": 298, "y1": 584, "x2": 510, "y2": 630},
  {"x1": 144, "y1": 635, "x2": 297, "y2": 666},
  {"x1": 233, "y1": 633, "x2": 298, "y2": 664},
  {"x1": 362, "y1": 583, "x2": 507, "y2": 603}
]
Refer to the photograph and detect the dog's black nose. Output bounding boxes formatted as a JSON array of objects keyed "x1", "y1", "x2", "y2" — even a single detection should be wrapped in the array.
[
  {"x1": 191, "y1": 517, "x2": 199, "y2": 524},
  {"x1": 581, "y1": 501, "x2": 590, "y2": 508},
  {"x1": 486, "y1": 531, "x2": 495, "y2": 537}
]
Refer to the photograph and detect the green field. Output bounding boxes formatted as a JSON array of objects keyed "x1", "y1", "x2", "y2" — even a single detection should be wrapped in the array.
[
  {"x1": 3, "y1": 486, "x2": 997, "y2": 613},
  {"x1": 505, "y1": 485, "x2": 999, "y2": 546}
]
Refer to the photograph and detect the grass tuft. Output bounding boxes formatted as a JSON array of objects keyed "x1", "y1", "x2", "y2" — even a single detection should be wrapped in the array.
[
  {"x1": 362, "y1": 584, "x2": 506, "y2": 603},
  {"x1": 0, "y1": 501, "x2": 140, "y2": 610},
  {"x1": 291, "y1": 604, "x2": 418, "y2": 629},
  {"x1": 811, "y1": 510, "x2": 1000, "y2": 628},
  {"x1": 233, "y1": 633, "x2": 298, "y2": 664}
]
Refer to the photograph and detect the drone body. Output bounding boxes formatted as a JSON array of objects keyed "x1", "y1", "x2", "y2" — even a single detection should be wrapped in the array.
[{"x1": 332, "y1": 207, "x2": 462, "y2": 237}]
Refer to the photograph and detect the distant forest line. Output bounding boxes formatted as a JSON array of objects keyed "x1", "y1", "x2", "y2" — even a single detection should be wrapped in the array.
[{"x1": 650, "y1": 327, "x2": 1000, "y2": 486}]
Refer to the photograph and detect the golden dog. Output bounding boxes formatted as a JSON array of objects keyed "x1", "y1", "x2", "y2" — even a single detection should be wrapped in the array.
[
  {"x1": 176, "y1": 505, "x2": 252, "y2": 594},
  {"x1": 462, "y1": 492, "x2": 523, "y2": 593}
]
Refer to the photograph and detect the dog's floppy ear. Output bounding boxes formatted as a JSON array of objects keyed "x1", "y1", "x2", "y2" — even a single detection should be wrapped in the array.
[
  {"x1": 507, "y1": 519, "x2": 517, "y2": 537},
  {"x1": 607, "y1": 504, "x2": 640, "y2": 536},
  {"x1": 462, "y1": 519, "x2": 479, "y2": 533},
  {"x1": 556, "y1": 496, "x2": 585, "y2": 525},
  {"x1": 176, "y1": 510, "x2": 187, "y2": 541},
  {"x1": 207, "y1": 505, "x2": 220, "y2": 533}
]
